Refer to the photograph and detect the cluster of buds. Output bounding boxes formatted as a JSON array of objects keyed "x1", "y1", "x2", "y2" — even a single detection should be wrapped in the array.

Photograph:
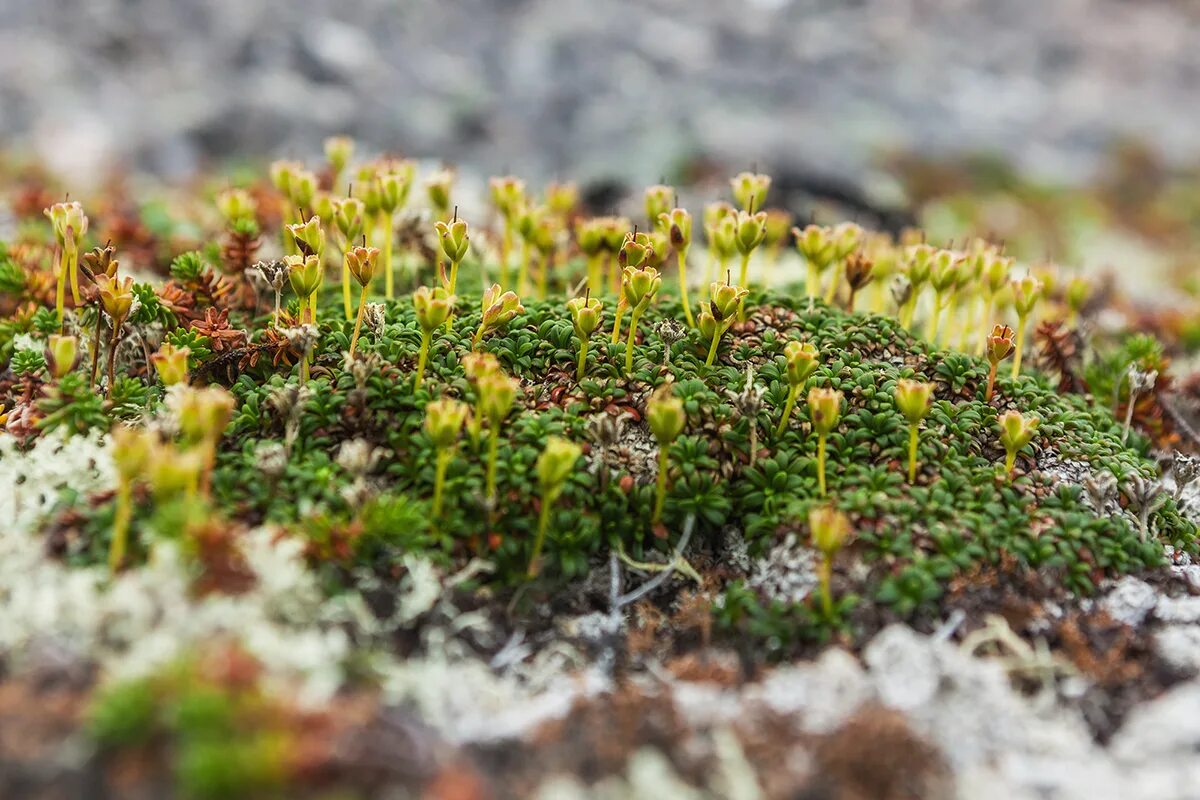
[
  {"x1": 618, "y1": 241, "x2": 663, "y2": 375},
  {"x1": 345, "y1": 245, "x2": 380, "y2": 356},
  {"x1": 704, "y1": 202, "x2": 738, "y2": 277},
  {"x1": 530, "y1": 435, "x2": 583, "y2": 577},
  {"x1": 658, "y1": 206, "x2": 696, "y2": 326},
  {"x1": 489, "y1": 176, "x2": 528, "y2": 289},
  {"x1": 647, "y1": 383, "x2": 687, "y2": 524},
  {"x1": 775, "y1": 341, "x2": 820, "y2": 436},
  {"x1": 424, "y1": 168, "x2": 455, "y2": 222},
  {"x1": 44, "y1": 334, "x2": 80, "y2": 381},
  {"x1": 324, "y1": 135, "x2": 354, "y2": 190},
  {"x1": 731, "y1": 171, "x2": 771, "y2": 213},
  {"x1": 644, "y1": 184, "x2": 674, "y2": 226},
  {"x1": 286, "y1": 215, "x2": 326, "y2": 259},
  {"x1": 424, "y1": 398, "x2": 469, "y2": 523},
  {"x1": 699, "y1": 279, "x2": 749, "y2": 367},
  {"x1": 412, "y1": 285, "x2": 457, "y2": 388},
  {"x1": 567, "y1": 290, "x2": 604, "y2": 380},
  {"x1": 985, "y1": 324, "x2": 1015, "y2": 401},
  {"x1": 45, "y1": 200, "x2": 89, "y2": 326},
  {"x1": 473, "y1": 284, "x2": 524, "y2": 349},
  {"x1": 895, "y1": 379, "x2": 935, "y2": 482},
  {"x1": 793, "y1": 221, "x2": 862, "y2": 307},
  {"x1": 809, "y1": 504, "x2": 852, "y2": 617},
  {"x1": 478, "y1": 368, "x2": 519, "y2": 505},
  {"x1": 998, "y1": 409, "x2": 1039, "y2": 478},
  {"x1": 808, "y1": 387, "x2": 844, "y2": 497},
  {"x1": 577, "y1": 215, "x2": 632, "y2": 295},
  {"x1": 151, "y1": 341, "x2": 190, "y2": 386},
  {"x1": 216, "y1": 188, "x2": 256, "y2": 226}
]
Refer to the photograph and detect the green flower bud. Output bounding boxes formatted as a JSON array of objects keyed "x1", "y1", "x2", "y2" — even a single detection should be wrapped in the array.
[
  {"x1": 730, "y1": 171, "x2": 771, "y2": 212},
  {"x1": 929, "y1": 250, "x2": 961, "y2": 293},
  {"x1": 269, "y1": 160, "x2": 301, "y2": 196},
  {"x1": 808, "y1": 387, "x2": 843, "y2": 436},
  {"x1": 545, "y1": 181, "x2": 578, "y2": 217},
  {"x1": 151, "y1": 341, "x2": 190, "y2": 386},
  {"x1": 708, "y1": 214, "x2": 738, "y2": 260},
  {"x1": 413, "y1": 285, "x2": 456, "y2": 332},
  {"x1": 575, "y1": 219, "x2": 608, "y2": 257},
  {"x1": 377, "y1": 162, "x2": 416, "y2": 214},
  {"x1": 644, "y1": 184, "x2": 674, "y2": 225},
  {"x1": 216, "y1": 188, "x2": 256, "y2": 224},
  {"x1": 983, "y1": 253, "x2": 1012, "y2": 295},
  {"x1": 763, "y1": 209, "x2": 792, "y2": 248},
  {"x1": 44, "y1": 201, "x2": 88, "y2": 250},
  {"x1": 659, "y1": 207, "x2": 692, "y2": 251},
  {"x1": 793, "y1": 224, "x2": 833, "y2": 269},
  {"x1": 479, "y1": 284, "x2": 525, "y2": 334},
  {"x1": 345, "y1": 245, "x2": 379, "y2": 288},
  {"x1": 1065, "y1": 276, "x2": 1090, "y2": 316},
  {"x1": 601, "y1": 217, "x2": 632, "y2": 253},
  {"x1": 111, "y1": 425, "x2": 155, "y2": 482},
  {"x1": 830, "y1": 222, "x2": 864, "y2": 261},
  {"x1": 146, "y1": 444, "x2": 206, "y2": 501},
  {"x1": 94, "y1": 274, "x2": 134, "y2": 322},
  {"x1": 1011, "y1": 275, "x2": 1042, "y2": 316},
  {"x1": 734, "y1": 210, "x2": 767, "y2": 256},
  {"x1": 489, "y1": 176, "x2": 527, "y2": 220},
  {"x1": 424, "y1": 169, "x2": 455, "y2": 217},
  {"x1": 536, "y1": 436, "x2": 582, "y2": 494},
  {"x1": 904, "y1": 244, "x2": 935, "y2": 289},
  {"x1": 174, "y1": 385, "x2": 235, "y2": 446},
  {"x1": 45, "y1": 334, "x2": 79, "y2": 380},
  {"x1": 894, "y1": 379, "x2": 935, "y2": 425},
  {"x1": 289, "y1": 169, "x2": 318, "y2": 210},
  {"x1": 567, "y1": 294, "x2": 604, "y2": 338},
  {"x1": 286, "y1": 254, "x2": 323, "y2": 299},
  {"x1": 646, "y1": 383, "x2": 686, "y2": 446},
  {"x1": 618, "y1": 232, "x2": 652, "y2": 270},
  {"x1": 622, "y1": 265, "x2": 662, "y2": 310},
  {"x1": 462, "y1": 351, "x2": 501, "y2": 382},
  {"x1": 809, "y1": 504, "x2": 852, "y2": 557},
  {"x1": 435, "y1": 218, "x2": 470, "y2": 263},
  {"x1": 697, "y1": 310, "x2": 719, "y2": 341},
  {"x1": 478, "y1": 371, "x2": 519, "y2": 426},
  {"x1": 987, "y1": 324, "x2": 1015, "y2": 366},
  {"x1": 286, "y1": 215, "x2": 326, "y2": 258},
  {"x1": 333, "y1": 196, "x2": 366, "y2": 244},
  {"x1": 324, "y1": 135, "x2": 354, "y2": 174},
  {"x1": 998, "y1": 409, "x2": 1039, "y2": 462},
  {"x1": 424, "y1": 398, "x2": 469, "y2": 450},
  {"x1": 783, "y1": 341, "x2": 819, "y2": 388},
  {"x1": 709, "y1": 280, "x2": 748, "y2": 321}
]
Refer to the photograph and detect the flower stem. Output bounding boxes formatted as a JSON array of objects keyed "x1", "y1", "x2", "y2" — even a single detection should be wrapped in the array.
[
  {"x1": 653, "y1": 446, "x2": 669, "y2": 524},
  {"x1": 824, "y1": 261, "x2": 841, "y2": 304},
  {"x1": 678, "y1": 246, "x2": 694, "y2": 327},
  {"x1": 55, "y1": 247, "x2": 67, "y2": 330},
  {"x1": 576, "y1": 339, "x2": 589, "y2": 381},
  {"x1": 486, "y1": 424, "x2": 501, "y2": 504},
  {"x1": 977, "y1": 295, "x2": 995, "y2": 356},
  {"x1": 68, "y1": 247, "x2": 80, "y2": 306},
  {"x1": 432, "y1": 448, "x2": 450, "y2": 522},
  {"x1": 348, "y1": 284, "x2": 369, "y2": 357},
  {"x1": 109, "y1": 479, "x2": 132, "y2": 572},
  {"x1": 806, "y1": 261, "x2": 819, "y2": 312},
  {"x1": 342, "y1": 245, "x2": 353, "y2": 320},
  {"x1": 927, "y1": 294, "x2": 944, "y2": 343},
  {"x1": 414, "y1": 330, "x2": 432, "y2": 389},
  {"x1": 775, "y1": 385, "x2": 799, "y2": 437},
  {"x1": 1004, "y1": 449, "x2": 1016, "y2": 478},
  {"x1": 986, "y1": 363, "x2": 998, "y2": 402},
  {"x1": 528, "y1": 488, "x2": 558, "y2": 578},
  {"x1": 610, "y1": 298, "x2": 626, "y2": 344},
  {"x1": 587, "y1": 254, "x2": 602, "y2": 295},
  {"x1": 705, "y1": 325, "x2": 724, "y2": 367},
  {"x1": 818, "y1": 556, "x2": 833, "y2": 616},
  {"x1": 500, "y1": 224, "x2": 513, "y2": 290},
  {"x1": 817, "y1": 432, "x2": 828, "y2": 497},
  {"x1": 383, "y1": 211, "x2": 395, "y2": 299},
  {"x1": 1011, "y1": 315, "x2": 1028, "y2": 378},
  {"x1": 907, "y1": 424, "x2": 919, "y2": 483},
  {"x1": 518, "y1": 240, "x2": 531, "y2": 296},
  {"x1": 624, "y1": 307, "x2": 643, "y2": 375},
  {"x1": 105, "y1": 324, "x2": 122, "y2": 399}
]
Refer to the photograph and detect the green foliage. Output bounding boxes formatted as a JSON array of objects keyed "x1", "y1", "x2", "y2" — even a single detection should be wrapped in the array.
[
  {"x1": 130, "y1": 281, "x2": 177, "y2": 327},
  {"x1": 37, "y1": 372, "x2": 107, "y2": 433},
  {"x1": 0, "y1": 254, "x2": 25, "y2": 295},
  {"x1": 11, "y1": 348, "x2": 45, "y2": 377},
  {"x1": 170, "y1": 251, "x2": 208, "y2": 283}
]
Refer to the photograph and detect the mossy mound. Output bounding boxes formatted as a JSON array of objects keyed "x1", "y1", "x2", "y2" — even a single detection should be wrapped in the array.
[{"x1": 52, "y1": 283, "x2": 1193, "y2": 646}]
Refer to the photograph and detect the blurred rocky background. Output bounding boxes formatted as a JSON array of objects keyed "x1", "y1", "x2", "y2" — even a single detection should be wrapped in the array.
[{"x1": 4, "y1": 0, "x2": 1200, "y2": 195}]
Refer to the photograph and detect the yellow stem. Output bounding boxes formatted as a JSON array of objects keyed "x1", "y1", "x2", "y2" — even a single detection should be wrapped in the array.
[
  {"x1": 348, "y1": 284, "x2": 369, "y2": 357},
  {"x1": 678, "y1": 245, "x2": 694, "y2": 327},
  {"x1": 486, "y1": 424, "x2": 501, "y2": 505},
  {"x1": 414, "y1": 330, "x2": 431, "y2": 389},
  {"x1": 1011, "y1": 316, "x2": 1028, "y2": 378},
  {"x1": 817, "y1": 433, "x2": 827, "y2": 497},
  {"x1": 624, "y1": 306, "x2": 643, "y2": 375},
  {"x1": 528, "y1": 487, "x2": 558, "y2": 578},
  {"x1": 907, "y1": 424, "x2": 919, "y2": 483},
  {"x1": 775, "y1": 385, "x2": 799, "y2": 436}
]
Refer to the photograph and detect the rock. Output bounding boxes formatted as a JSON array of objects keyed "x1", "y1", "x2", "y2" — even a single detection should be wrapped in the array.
[{"x1": 1101, "y1": 576, "x2": 1158, "y2": 626}]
